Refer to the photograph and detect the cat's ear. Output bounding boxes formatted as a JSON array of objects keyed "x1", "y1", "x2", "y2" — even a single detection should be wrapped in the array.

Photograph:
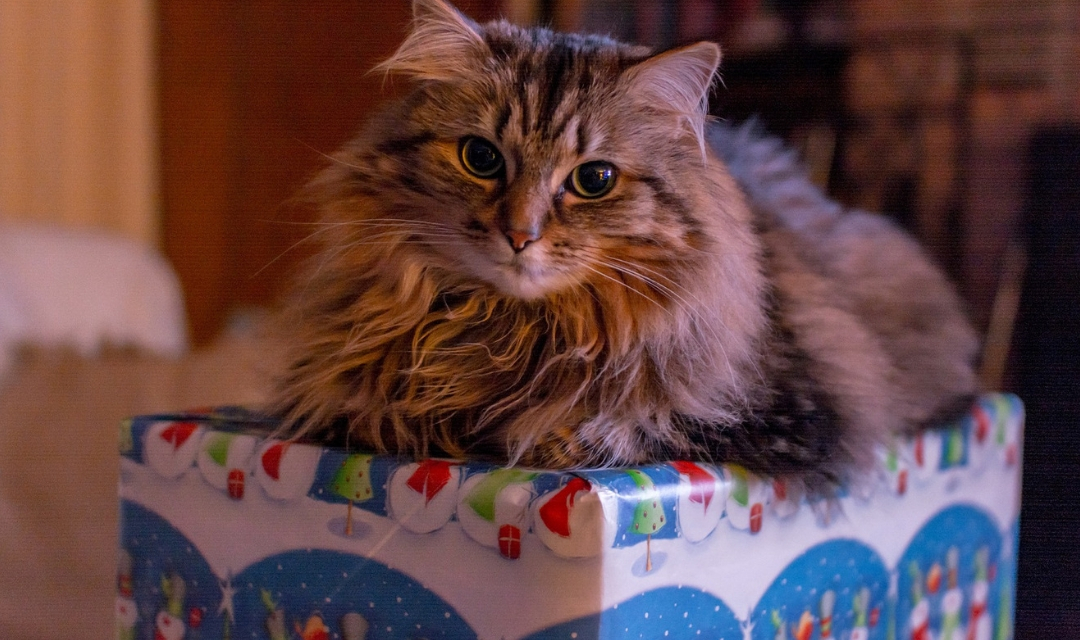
[
  {"x1": 374, "y1": 0, "x2": 487, "y2": 81},
  {"x1": 623, "y1": 42, "x2": 722, "y2": 154}
]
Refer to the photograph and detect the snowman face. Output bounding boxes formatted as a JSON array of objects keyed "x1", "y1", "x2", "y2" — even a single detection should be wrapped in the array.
[
  {"x1": 971, "y1": 580, "x2": 989, "y2": 603},
  {"x1": 195, "y1": 432, "x2": 258, "y2": 498},
  {"x1": 942, "y1": 588, "x2": 963, "y2": 612},
  {"x1": 115, "y1": 596, "x2": 137, "y2": 628},
  {"x1": 387, "y1": 461, "x2": 461, "y2": 534},
  {"x1": 144, "y1": 421, "x2": 203, "y2": 479},
  {"x1": 155, "y1": 611, "x2": 185, "y2": 640},
  {"x1": 909, "y1": 433, "x2": 943, "y2": 480},
  {"x1": 255, "y1": 440, "x2": 322, "y2": 501},
  {"x1": 674, "y1": 464, "x2": 727, "y2": 542},
  {"x1": 457, "y1": 471, "x2": 535, "y2": 551},
  {"x1": 532, "y1": 481, "x2": 616, "y2": 558},
  {"x1": 724, "y1": 467, "x2": 768, "y2": 533},
  {"x1": 909, "y1": 599, "x2": 929, "y2": 626}
]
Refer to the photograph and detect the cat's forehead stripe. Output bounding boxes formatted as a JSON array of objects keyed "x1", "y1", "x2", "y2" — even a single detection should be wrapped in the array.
[
  {"x1": 536, "y1": 46, "x2": 575, "y2": 139},
  {"x1": 495, "y1": 44, "x2": 603, "y2": 156},
  {"x1": 494, "y1": 103, "x2": 512, "y2": 142}
]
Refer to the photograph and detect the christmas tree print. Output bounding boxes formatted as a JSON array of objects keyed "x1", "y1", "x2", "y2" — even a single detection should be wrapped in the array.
[
  {"x1": 908, "y1": 562, "x2": 930, "y2": 640},
  {"x1": 850, "y1": 587, "x2": 871, "y2": 640},
  {"x1": 939, "y1": 547, "x2": 964, "y2": 640},
  {"x1": 260, "y1": 589, "x2": 288, "y2": 640},
  {"x1": 331, "y1": 454, "x2": 374, "y2": 536},
  {"x1": 626, "y1": 469, "x2": 667, "y2": 572},
  {"x1": 119, "y1": 419, "x2": 134, "y2": 456},
  {"x1": 995, "y1": 577, "x2": 1012, "y2": 640},
  {"x1": 156, "y1": 573, "x2": 187, "y2": 640},
  {"x1": 770, "y1": 610, "x2": 788, "y2": 640},
  {"x1": 818, "y1": 589, "x2": 835, "y2": 638},
  {"x1": 116, "y1": 549, "x2": 137, "y2": 640},
  {"x1": 887, "y1": 570, "x2": 899, "y2": 640},
  {"x1": 969, "y1": 547, "x2": 993, "y2": 640}
]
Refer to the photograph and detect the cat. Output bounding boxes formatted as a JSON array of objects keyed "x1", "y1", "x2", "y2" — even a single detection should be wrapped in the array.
[{"x1": 269, "y1": 0, "x2": 979, "y2": 491}]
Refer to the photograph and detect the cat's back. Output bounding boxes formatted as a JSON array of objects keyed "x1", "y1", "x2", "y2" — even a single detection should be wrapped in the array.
[{"x1": 707, "y1": 121, "x2": 980, "y2": 432}]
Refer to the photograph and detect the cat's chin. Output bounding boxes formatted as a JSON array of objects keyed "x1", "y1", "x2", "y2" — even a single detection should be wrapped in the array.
[{"x1": 480, "y1": 262, "x2": 577, "y2": 301}]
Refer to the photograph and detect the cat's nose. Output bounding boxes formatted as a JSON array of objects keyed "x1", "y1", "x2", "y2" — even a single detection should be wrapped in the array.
[{"x1": 505, "y1": 229, "x2": 540, "y2": 253}]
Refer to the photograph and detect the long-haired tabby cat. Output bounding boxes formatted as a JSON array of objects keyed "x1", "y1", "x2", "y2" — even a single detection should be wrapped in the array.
[{"x1": 271, "y1": 0, "x2": 978, "y2": 490}]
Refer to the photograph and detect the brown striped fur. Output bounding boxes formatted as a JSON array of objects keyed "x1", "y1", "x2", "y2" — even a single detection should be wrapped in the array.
[{"x1": 270, "y1": 0, "x2": 978, "y2": 489}]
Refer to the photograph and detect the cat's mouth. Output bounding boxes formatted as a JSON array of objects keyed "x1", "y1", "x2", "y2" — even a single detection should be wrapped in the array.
[
  {"x1": 492, "y1": 256, "x2": 560, "y2": 300},
  {"x1": 448, "y1": 233, "x2": 576, "y2": 300},
  {"x1": 471, "y1": 245, "x2": 582, "y2": 300}
]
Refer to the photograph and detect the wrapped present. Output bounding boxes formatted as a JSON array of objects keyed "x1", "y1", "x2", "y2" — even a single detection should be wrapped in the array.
[{"x1": 118, "y1": 394, "x2": 1023, "y2": 640}]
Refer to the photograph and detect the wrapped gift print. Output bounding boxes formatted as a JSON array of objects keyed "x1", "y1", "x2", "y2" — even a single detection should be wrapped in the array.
[{"x1": 119, "y1": 395, "x2": 1023, "y2": 639}]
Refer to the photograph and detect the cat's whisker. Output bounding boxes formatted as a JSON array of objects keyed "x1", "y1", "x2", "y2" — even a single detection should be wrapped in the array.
[
  {"x1": 593, "y1": 258, "x2": 705, "y2": 325},
  {"x1": 292, "y1": 137, "x2": 366, "y2": 172},
  {"x1": 256, "y1": 219, "x2": 460, "y2": 280},
  {"x1": 298, "y1": 229, "x2": 440, "y2": 295},
  {"x1": 600, "y1": 257, "x2": 723, "y2": 336},
  {"x1": 578, "y1": 263, "x2": 672, "y2": 315},
  {"x1": 594, "y1": 258, "x2": 742, "y2": 389},
  {"x1": 252, "y1": 223, "x2": 346, "y2": 279},
  {"x1": 272, "y1": 218, "x2": 456, "y2": 231}
]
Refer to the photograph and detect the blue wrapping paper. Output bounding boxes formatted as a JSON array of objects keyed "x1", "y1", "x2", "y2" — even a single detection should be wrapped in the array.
[{"x1": 117, "y1": 394, "x2": 1022, "y2": 640}]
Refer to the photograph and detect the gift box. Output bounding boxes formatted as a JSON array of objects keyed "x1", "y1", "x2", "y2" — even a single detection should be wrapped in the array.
[{"x1": 117, "y1": 394, "x2": 1023, "y2": 640}]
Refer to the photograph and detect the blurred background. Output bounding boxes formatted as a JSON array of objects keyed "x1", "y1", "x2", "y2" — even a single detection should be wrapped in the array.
[{"x1": 0, "y1": 0, "x2": 1076, "y2": 638}]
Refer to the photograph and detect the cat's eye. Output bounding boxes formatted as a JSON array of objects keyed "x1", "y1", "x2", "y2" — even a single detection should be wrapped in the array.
[
  {"x1": 459, "y1": 136, "x2": 504, "y2": 178},
  {"x1": 568, "y1": 161, "x2": 617, "y2": 198}
]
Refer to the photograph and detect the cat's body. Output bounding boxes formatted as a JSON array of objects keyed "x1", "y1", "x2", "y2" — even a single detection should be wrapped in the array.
[{"x1": 271, "y1": 0, "x2": 978, "y2": 489}]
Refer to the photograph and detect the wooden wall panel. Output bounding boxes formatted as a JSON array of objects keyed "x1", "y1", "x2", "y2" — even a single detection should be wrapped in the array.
[{"x1": 158, "y1": 1, "x2": 501, "y2": 345}]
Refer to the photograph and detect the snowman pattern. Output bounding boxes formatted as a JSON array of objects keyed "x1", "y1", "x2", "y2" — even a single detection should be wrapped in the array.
[
  {"x1": 908, "y1": 431, "x2": 944, "y2": 485},
  {"x1": 116, "y1": 549, "x2": 137, "y2": 640},
  {"x1": 155, "y1": 574, "x2": 186, "y2": 640},
  {"x1": 938, "y1": 547, "x2": 965, "y2": 640},
  {"x1": 671, "y1": 461, "x2": 727, "y2": 542},
  {"x1": 725, "y1": 465, "x2": 768, "y2": 533},
  {"x1": 457, "y1": 469, "x2": 536, "y2": 559},
  {"x1": 254, "y1": 439, "x2": 322, "y2": 501},
  {"x1": 196, "y1": 431, "x2": 258, "y2": 499},
  {"x1": 533, "y1": 476, "x2": 616, "y2": 558},
  {"x1": 144, "y1": 420, "x2": 203, "y2": 479},
  {"x1": 387, "y1": 459, "x2": 461, "y2": 534}
]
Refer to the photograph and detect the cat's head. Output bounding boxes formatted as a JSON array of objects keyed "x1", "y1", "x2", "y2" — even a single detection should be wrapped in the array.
[{"x1": 326, "y1": 0, "x2": 723, "y2": 301}]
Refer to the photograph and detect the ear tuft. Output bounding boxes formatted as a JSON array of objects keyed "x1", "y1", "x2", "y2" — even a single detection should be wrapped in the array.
[
  {"x1": 374, "y1": 0, "x2": 487, "y2": 81},
  {"x1": 624, "y1": 42, "x2": 722, "y2": 155}
]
